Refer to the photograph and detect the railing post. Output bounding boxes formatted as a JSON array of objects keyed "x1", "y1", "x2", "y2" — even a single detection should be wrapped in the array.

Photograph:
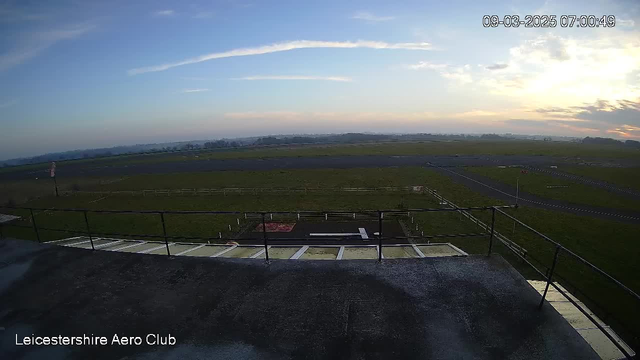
[
  {"x1": 539, "y1": 246, "x2": 561, "y2": 309},
  {"x1": 262, "y1": 213, "x2": 269, "y2": 262},
  {"x1": 160, "y1": 212, "x2": 170, "y2": 257},
  {"x1": 378, "y1": 211, "x2": 383, "y2": 262},
  {"x1": 488, "y1": 207, "x2": 496, "y2": 255},
  {"x1": 30, "y1": 208, "x2": 41, "y2": 243},
  {"x1": 83, "y1": 210, "x2": 94, "y2": 250}
]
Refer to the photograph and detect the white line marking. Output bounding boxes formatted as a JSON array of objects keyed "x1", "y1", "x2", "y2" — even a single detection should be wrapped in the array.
[
  {"x1": 250, "y1": 246, "x2": 270, "y2": 258},
  {"x1": 412, "y1": 244, "x2": 426, "y2": 258},
  {"x1": 46, "y1": 236, "x2": 83, "y2": 244},
  {"x1": 447, "y1": 243, "x2": 469, "y2": 256},
  {"x1": 337, "y1": 246, "x2": 345, "y2": 260},
  {"x1": 176, "y1": 244, "x2": 206, "y2": 256},
  {"x1": 95, "y1": 240, "x2": 123, "y2": 249},
  {"x1": 210, "y1": 245, "x2": 237, "y2": 258},
  {"x1": 138, "y1": 243, "x2": 173, "y2": 254},
  {"x1": 358, "y1": 228, "x2": 369, "y2": 240},
  {"x1": 66, "y1": 239, "x2": 91, "y2": 247},
  {"x1": 290, "y1": 246, "x2": 309, "y2": 259},
  {"x1": 110, "y1": 241, "x2": 146, "y2": 251}
]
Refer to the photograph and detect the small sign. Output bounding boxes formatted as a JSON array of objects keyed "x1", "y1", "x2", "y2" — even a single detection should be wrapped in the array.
[{"x1": 50, "y1": 162, "x2": 56, "y2": 178}]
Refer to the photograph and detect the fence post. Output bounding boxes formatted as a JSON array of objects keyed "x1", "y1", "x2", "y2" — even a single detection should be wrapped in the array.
[
  {"x1": 30, "y1": 208, "x2": 41, "y2": 243},
  {"x1": 160, "y1": 212, "x2": 170, "y2": 257},
  {"x1": 539, "y1": 246, "x2": 561, "y2": 309},
  {"x1": 262, "y1": 213, "x2": 269, "y2": 262},
  {"x1": 378, "y1": 211, "x2": 383, "y2": 262},
  {"x1": 83, "y1": 210, "x2": 95, "y2": 250},
  {"x1": 488, "y1": 207, "x2": 496, "y2": 255}
]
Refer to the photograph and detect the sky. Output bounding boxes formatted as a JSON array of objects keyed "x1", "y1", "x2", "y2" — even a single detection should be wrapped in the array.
[{"x1": 1, "y1": 0, "x2": 640, "y2": 160}]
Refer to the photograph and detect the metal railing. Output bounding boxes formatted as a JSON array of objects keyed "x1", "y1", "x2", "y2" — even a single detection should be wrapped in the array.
[{"x1": 0, "y1": 205, "x2": 512, "y2": 258}]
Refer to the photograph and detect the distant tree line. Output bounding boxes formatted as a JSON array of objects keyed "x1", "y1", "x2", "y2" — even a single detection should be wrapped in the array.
[{"x1": 581, "y1": 137, "x2": 640, "y2": 149}]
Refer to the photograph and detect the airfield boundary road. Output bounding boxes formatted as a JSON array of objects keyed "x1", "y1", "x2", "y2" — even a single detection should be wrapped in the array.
[
  {"x1": 430, "y1": 166, "x2": 640, "y2": 224},
  {"x1": 2, "y1": 154, "x2": 640, "y2": 180}
]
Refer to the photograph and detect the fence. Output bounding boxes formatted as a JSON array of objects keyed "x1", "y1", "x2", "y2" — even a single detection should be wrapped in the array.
[
  {"x1": 0, "y1": 205, "x2": 507, "y2": 256},
  {"x1": 0, "y1": 203, "x2": 637, "y2": 358}
]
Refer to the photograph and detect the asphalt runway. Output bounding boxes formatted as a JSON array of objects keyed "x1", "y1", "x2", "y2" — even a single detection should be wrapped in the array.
[
  {"x1": 3, "y1": 154, "x2": 640, "y2": 180},
  {"x1": 430, "y1": 166, "x2": 640, "y2": 224}
]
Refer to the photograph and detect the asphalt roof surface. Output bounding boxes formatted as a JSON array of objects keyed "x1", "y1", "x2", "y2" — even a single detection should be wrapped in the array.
[{"x1": 0, "y1": 238, "x2": 599, "y2": 360}]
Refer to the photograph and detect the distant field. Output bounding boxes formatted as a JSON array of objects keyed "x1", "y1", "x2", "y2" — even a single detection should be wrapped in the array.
[
  {"x1": 2, "y1": 140, "x2": 639, "y2": 175},
  {"x1": 563, "y1": 166, "x2": 640, "y2": 192},
  {"x1": 466, "y1": 167, "x2": 640, "y2": 211},
  {"x1": 98, "y1": 167, "x2": 435, "y2": 190}
]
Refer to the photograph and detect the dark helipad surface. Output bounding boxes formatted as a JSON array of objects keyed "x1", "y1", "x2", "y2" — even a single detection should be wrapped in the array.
[
  {"x1": 238, "y1": 220, "x2": 407, "y2": 245},
  {"x1": 0, "y1": 238, "x2": 598, "y2": 360}
]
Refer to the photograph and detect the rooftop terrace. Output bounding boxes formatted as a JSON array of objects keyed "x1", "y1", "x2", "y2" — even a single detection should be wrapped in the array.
[{"x1": 0, "y1": 238, "x2": 600, "y2": 360}]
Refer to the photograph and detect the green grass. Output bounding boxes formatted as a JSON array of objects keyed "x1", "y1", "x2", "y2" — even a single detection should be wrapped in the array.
[
  {"x1": 0, "y1": 176, "x2": 128, "y2": 205},
  {"x1": 563, "y1": 166, "x2": 640, "y2": 192},
  {"x1": 2, "y1": 139, "x2": 638, "y2": 175},
  {"x1": 467, "y1": 167, "x2": 640, "y2": 211},
  {"x1": 97, "y1": 167, "x2": 437, "y2": 190}
]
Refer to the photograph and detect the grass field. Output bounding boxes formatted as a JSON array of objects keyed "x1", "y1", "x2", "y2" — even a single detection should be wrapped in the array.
[
  {"x1": 466, "y1": 167, "x2": 640, "y2": 211},
  {"x1": 1, "y1": 165, "x2": 639, "y2": 344},
  {"x1": 3, "y1": 139, "x2": 639, "y2": 175},
  {"x1": 563, "y1": 166, "x2": 640, "y2": 192}
]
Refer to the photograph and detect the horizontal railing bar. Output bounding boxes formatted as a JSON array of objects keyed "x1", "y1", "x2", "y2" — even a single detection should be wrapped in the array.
[
  {"x1": 550, "y1": 282, "x2": 634, "y2": 358},
  {"x1": 3, "y1": 225, "x2": 488, "y2": 243},
  {"x1": 0, "y1": 205, "x2": 514, "y2": 215}
]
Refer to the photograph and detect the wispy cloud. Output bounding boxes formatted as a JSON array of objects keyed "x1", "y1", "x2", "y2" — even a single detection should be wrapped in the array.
[
  {"x1": 233, "y1": 75, "x2": 353, "y2": 82},
  {"x1": 0, "y1": 99, "x2": 17, "y2": 108},
  {"x1": 352, "y1": 11, "x2": 395, "y2": 22},
  {"x1": 0, "y1": 23, "x2": 95, "y2": 71},
  {"x1": 406, "y1": 61, "x2": 447, "y2": 70},
  {"x1": 180, "y1": 88, "x2": 210, "y2": 93},
  {"x1": 128, "y1": 40, "x2": 432, "y2": 75},
  {"x1": 153, "y1": 10, "x2": 175, "y2": 17},
  {"x1": 486, "y1": 63, "x2": 508, "y2": 70}
]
